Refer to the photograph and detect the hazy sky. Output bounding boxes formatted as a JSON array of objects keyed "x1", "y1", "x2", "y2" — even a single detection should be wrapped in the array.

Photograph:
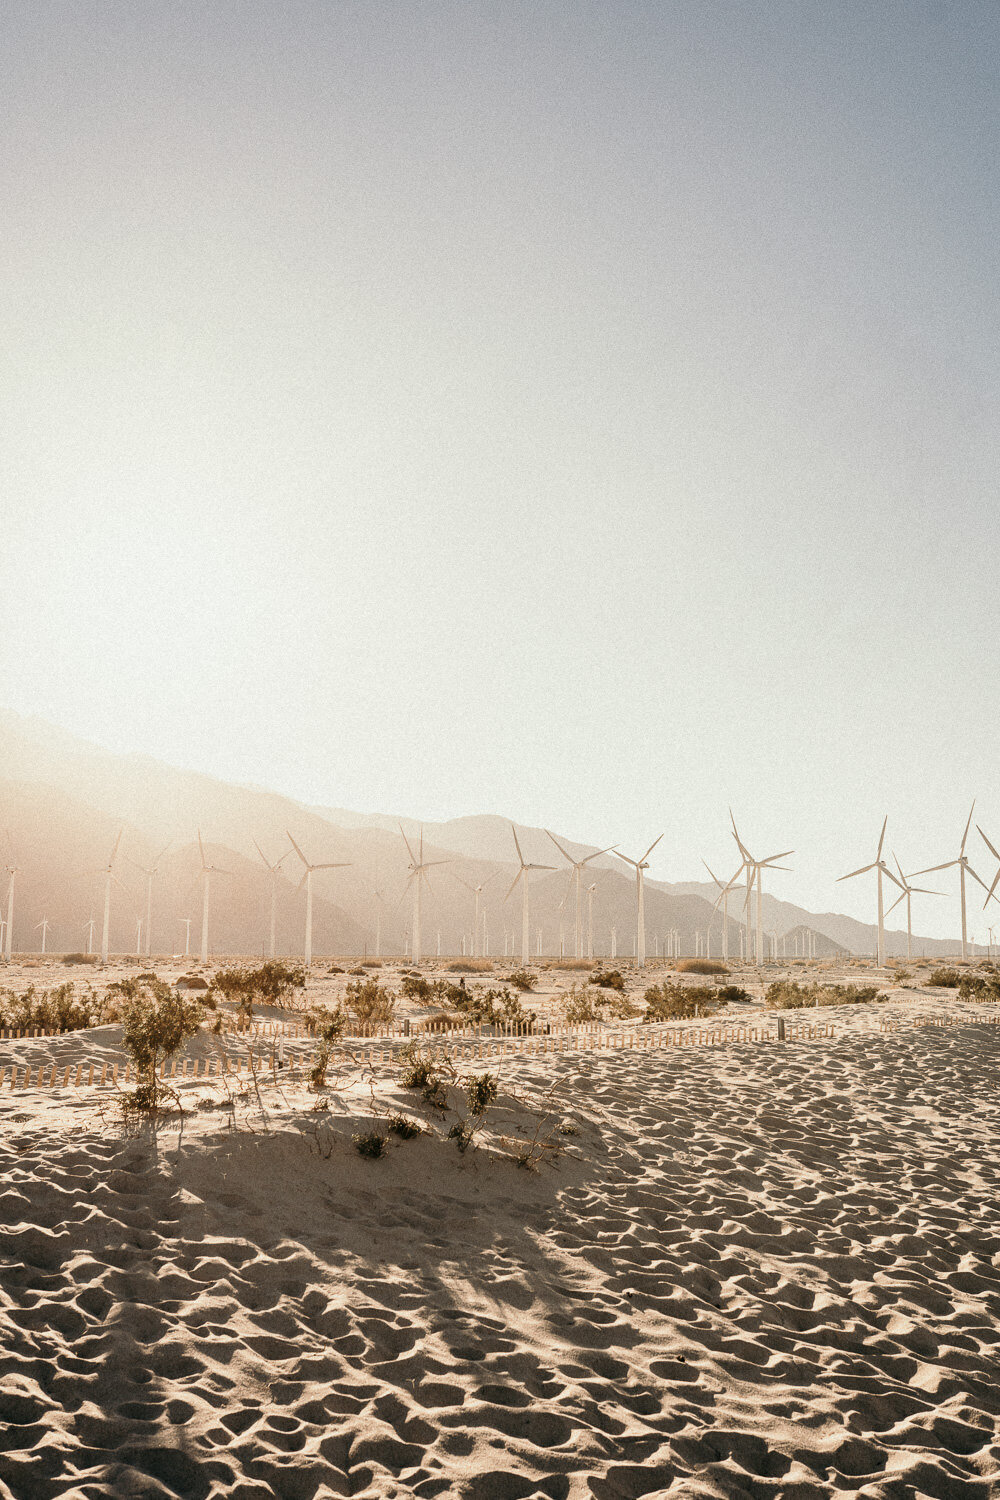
[{"x1": 2, "y1": 2, "x2": 998, "y2": 937}]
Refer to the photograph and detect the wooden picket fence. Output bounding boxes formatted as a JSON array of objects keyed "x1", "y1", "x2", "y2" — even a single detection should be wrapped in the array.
[{"x1": 880, "y1": 1013, "x2": 1000, "y2": 1033}]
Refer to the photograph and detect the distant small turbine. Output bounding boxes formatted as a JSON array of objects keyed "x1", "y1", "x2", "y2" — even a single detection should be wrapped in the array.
[
  {"x1": 504, "y1": 826, "x2": 554, "y2": 967},
  {"x1": 197, "y1": 832, "x2": 232, "y2": 965},
  {"x1": 3, "y1": 862, "x2": 19, "y2": 961},
  {"x1": 82, "y1": 915, "x2": 96, "y2": 955},
  {"x1": 400, "y1": 826, "x2": 448, "y2": 964},
  {"x1": 837, "y1": 816, "x2": 905, "y2": 967},
  {"x1": 884, "y1": 854, "x2": 942, "y2": 961},
  {"x1": 254, "y1": 840, "x2": 291, "y2": 960},
  {"x1": 99, "y1": 830, "x2": 124, "y2": 964},
  {"x1": 178, "y1": 916, "x2": 192, "y2": 957},
  {"x1": 729, "y1": 812, "x2": 793, "y2": 968},
  {"x1": 35, "y1": 917, "x2": 50, "y2": 954},
  {"x1": 586, "y1": 881, "x2": 597, "y2": 960},
  {"x1": 913, "y1": 803, "x2": 990, "y2": 960},
  {"x1": 450, "y1": 871, "x2": 496, "y2": 959},
  {"x1": 287, "y1": 831, "x2": 351, "y2": 969},
  {"x1": 126, "y1": 844, "x2": 171, "y2": 959},
  {"x1": 704, "y1": 859, "x2": 743, "y2": 963},
  {"x1": 612, "y1": 835, "x2": 663, "y2": 970},
  {"x1": 545, "y1": 831, "x2": 614, "y2": 959}
]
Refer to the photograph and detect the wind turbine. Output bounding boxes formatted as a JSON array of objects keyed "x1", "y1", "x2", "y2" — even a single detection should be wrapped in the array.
[
  {"x1": 612, "y1": 835, "x2": 663, "y2": 970},
  {"x1": 838, "y1": 816, "x2": 905, "y2": 967},
  {"x1": 399, "y1": 826, "x2": 449, "y2": 963},
  {"x1": 126, "y1": 844, "x2": 171, "y2": 959},
  {"x1": 3, "y1": 863, "x2": 18, "y2": 962},
  {"x1": 197, "y1": 832, "x2": 232, "y2": 965},
  {"x1": 545, "y1": 832, "x2": 614, "y2": 959},
  {"x1": 730, "y1": 813, "x2": 793, "y2": 968},
  {"x1": 178, "y1": 916, "x2": 192, "y2": 957},
  {"x1": 912, "y1": 804, "x2": 991, "y2": 960},
  {"x1": 99, "y1": 830, "x2": 124, "y2": 964},
  {"x1": 704, "y1": 859, "x2": 744, "y2": 963},
  {"x1": 450, "y1": 871, "x2": 496, "y2": 958},
  {"x1": 286, "y1": 832, "x2": 351, "y2": 969},
  {"x1": 974, "y1": 822, "x2": 1000, "y2": 921},
  {"x1": 254, "y1": 840, "x2": 291, "y2": 959},
  {"x1": 504, "y1": 826, "x2": 554, "y2": 966},
  {"x1": 82, "y1": 916, "x2": 96, "y2": 955},
  {"x1": 35, "y1": 917, "x2": 50, "y2": 954},
  {"x1": 884, "y1": 855, "x2": 942, "y2": 961},
  {"x1": 586, "y1": 881, "x2": 598, "y2": 960}
]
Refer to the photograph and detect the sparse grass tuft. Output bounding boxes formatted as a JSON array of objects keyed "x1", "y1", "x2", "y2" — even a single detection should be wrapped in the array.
[
  {"x1": 765, "y1": 981, "x2": 881, "y2": 1009},
  {"x1": 352, "y1": 1130, "x2": 387, "y2": 1159},
  {"x1": 676, "y1": 958, "x2": 728, "y2": 976},
  {"x1": 387, "y1": 1114, "x2": 424, "y2": 1139},
  {"x1": 643, "y1": 982, "x2": 721, "y2": 1021}
]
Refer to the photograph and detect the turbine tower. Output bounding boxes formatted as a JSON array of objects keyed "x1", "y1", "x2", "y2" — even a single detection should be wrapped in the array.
[
  {"x1": 286, "y1": 832, "x2": 351, "y2": 968},
  {"x1": 612, "y1": 834, "x2": 663, "y2": 970},
  {"x1": 729, "y1": 813, "x2": 793, "y2": 969},
  {"x1": 884, "y1": 855, "x2": 942, "y2": 961},
  {"x1": 704, "y1": 859, "x2": 744, "y2": 963},
  {"x1": 504, "y1": 826, "x2": 553, "y2": 966},
  {"x1": 586, "y1": 881, "x2": 597, "y2": 960},
  {"x1": 400, "y1": 826, "x2": 448, "y2": 963},
  {"x1": 179, "y1": 916, "x2": 192, "y2": 957},
  {"x1": 545, "y1": 831, "x2": 614, "y2": 959},
  {"x1": 254, "y1": 840, "x2": 291, "y2": 960},
  {"x1": 36, "y1": 917, "x2": 50, "y2": 954},
  {"x1": 450, "y1": 872, "x2": 495, "y2": 959},
  {"x1": 82, "y1": 915, "x2": 96, "y2": 955},
  {"x1": 99, "y1": 830, "x2": 124, "y2": 965},
  {"x1": 913, "y1": 804, "x2": 990, "y2": 960},
  {"x1": 197, "y1": 832, "x2": 231, "y2": 966},
  {"x1": 837, "y1": 816, "x2": 905, "y2": 967},
  {"x1": 126, "y1": 844, "x2": 170, "y2": 959},
  {"x1": 3, "y1": 862, "x2": 19, "y2": 962}
]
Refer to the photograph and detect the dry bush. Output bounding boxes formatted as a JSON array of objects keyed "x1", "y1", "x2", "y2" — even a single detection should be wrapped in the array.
[
  {"x1": 447, "y1": 959, "x2": 493, "y2": 973},
  {"x1": 344, "y1": 977, "x2": 396, "y2": 1029},
  {"x1": 503, "y1": 968, "x2": 536, "y2": 991},
  {"x1": 676, "y1": 958, "x2": 728, "y2": 976},
  {"x1": 643, "y1": 982, "x2": 721, "y2": 1021},
  {"x1": 120, "y1": 980, "x2": 203, "y2": 1112},
  {"x1": 549, "y1": 958, "x2": 593, "y2": 971},
  {"x1": 764, "y1": 981, "x2": 881, "y2": 1010},
  {"x1": 927, "y1": 968, "x2": 961, "y2": 988},
  {"x1": 561, "y1": 983, "x2": 639, "y2": 1024},
  {"x1": 0, "y1": 982, "x2": 122, "y2": 1033},
  {"x1": 589, "y1": 968, "x2": 626, "y2": 991},
  {"x1": 63, "y1": 952, "x2": 99, "y2": 966}
]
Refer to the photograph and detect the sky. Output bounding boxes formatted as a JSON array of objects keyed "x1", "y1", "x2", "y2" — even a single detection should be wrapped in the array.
[{"x1": 1, "y1": 2, "x2": 998, "y2": 938}]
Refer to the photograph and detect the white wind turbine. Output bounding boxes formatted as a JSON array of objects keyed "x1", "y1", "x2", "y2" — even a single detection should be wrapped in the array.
[
  {"x1": 586, "y1": 881, "x2": 598, "y2": 960},
  {"x1": 126, "y1": 844, "x2": 171, "y2": 960},
  {"x1": 3, "y1": 861, "x2": 19, "y2": 962},
  {"x1": 704, "y1": 859, "x2": 744, "y2": 964},
  {"x1": 450, "y1": 871, "x2": 496, "y2": 959},
  {"x1": 36, "y1": 917, "x2": 50, "y2": 954},
  {"x1": 974, "y1": 822, "x2": 1000, "y2": 924},
  {"x1": 286, "y1": 832, "x2": 351, "y2": 969},
  {"x1": 837, "y1": 816, "x2": 905, "y2": 967},
  {"x1": 178, "y1": 916, "x2": 192, "y2": 957},
  {"x1": 98, "y1": 830, "x2": 124, "y2": 965},
  {"x1": 254, "y1": 840, "x2": 291, "y2": 959},
  {"x1": 82, "y1": 915, "x2": 96, "y2": 955},
  {"x1": 883, "y1": 856, "x2": 941, "y2": 962},
  {"x1": 729, "y1": 813, "x2": 793, "y2": 968},
  {"x1": 912, "y1": 804, "x2": 991, "y2": 960},
  {"x1": 197, "y1": 832, "x2": 232, "y2": 965},
  {"x1": 613, "y1": 835, "x2": 663, "y2": 970},
  {"x1": 504, "y1": 826, "x2": 554, "y2": 966},
  {"x1": 400, "y1": 826, "x2": 449, "y2": 964},
  {"x1": 546, "y1": 831, "x2": 615, "y2": 959}
]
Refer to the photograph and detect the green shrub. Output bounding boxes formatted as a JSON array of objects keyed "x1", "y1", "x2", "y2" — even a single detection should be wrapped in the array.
[
  {"x1": 504, "y1": 968, "x2": 536, "y2": 992},
  {"x1": 449, "y1": 984, "x2": 535, "y2": 1027},
  {"x1": 927, "y1": 968, "x2": 962, "y2": 988},
  {"x1": 465, "y1": 1072, "x2": 498, "y2": 1115},
  {"x1": 400, "y1": 975, "x2": 433, "y2": 1001},
  {"x1": 447, "y1": 1120, "x2": 475, "y2": 1153},
  {"x1": 352, "y1": 1130, "x2": 387, "y2": 1159},
  {"x1": 387, "y1": 1114, "x2": 423, "y2": 1139},
  {"x1": 643, "y1": 983, "x2": 721, "y2": 1022},
  {"x1": 344, "y1": 978, "x2": 395, "y2": 1029},
  {"x1": 764, "y1": 981, "x2": 881, "y2": 1010},
  {"x1": 0, "y1": 982, "x2": 122, "y2": 1034},
  {"x1": 589, "y1": 968, "x2": 626, "y2": 991},
  {"x1": 958, "y1": 973, "x2": 1000, "y2": 1002},
  {"x1": 716, "y1": 984, "x2": 751, "y2": 1004},
  {"x1": 120, "y1": 980, "x2": 203, "y2": 1109},
  {"x1": 399, "y1": 1052, "x2": 438, "y2": 1090},
  {"x1": 561, "y1": 984, "x2": 639, "y2": 1023}
]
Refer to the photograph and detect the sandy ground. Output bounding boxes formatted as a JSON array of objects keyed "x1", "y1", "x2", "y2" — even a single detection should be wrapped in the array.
[{"x1": 1, "y1": 962, "x2": 999, "y2": 1498}]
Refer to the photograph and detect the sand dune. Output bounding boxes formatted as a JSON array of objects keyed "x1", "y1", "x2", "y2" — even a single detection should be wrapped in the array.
[{"x1": 1, "y1": 1013, "x2": 999, "y2": 1498}]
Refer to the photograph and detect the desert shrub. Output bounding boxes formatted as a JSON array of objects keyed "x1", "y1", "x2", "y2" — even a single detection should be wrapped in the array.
[
  {"x1": 213, "y1": 962, "x2": 305, "y2": 1011},
  {"x1": 417, "y1": 1011, "x2": 467, "y2": 1033},
  {"x1": 387, "y1": 1114, "x2": 423, "y2": 1139},
  {"x1": 352, "y1": 1130, "x2": 387, "y2": 1159},
  {"x1": 447, "y1": 1120, "x2": 475, "y2": 1153},
  {"x1": 550, "y1": 958, "x2": 593, "y2": 971},
  {"x1": 715, "y1": 985, "x2": 751, "y2": 1004},
  {"x1": 561, "y1": 984, "x2": 640, "y2": 1024},
  {"x1": 465, "y1": 1072, "x2": 498, "y2": 1115},
  {"x1": 589, "y1": 968, "x2": 626, "y2": 991},
  {"x1": 764, "y1": 981, "x2": 881, "y2": 1010},
  {"x1": 63, "y1": 952, "x2": 98, "y2": 966},
  {"x1": 676, "y1": 958, "x2": 728, "y2": 976},
  {"x1": 400, "y1": 975, "x2": 433, "y2": 1001},
  {"x1": 504, "y1": 968, "x2": 536, "y2": 992},
  {"x1": 106, "y1": 976, "x2": 142, "y2": 1001},
  {"x1": 447, "y1": 959, "x2": 493, "y2": 973},
  {"x1": 927, "y1": 968, "x2": 962, "y2": 988},
  {"x1": 0, "y1": 982, "x2": 121, "y2": 1034},
  {"x1": 449, "y1": 985, "x2": 535, "y2": 1027},
  {"x1": 399, "y1": 1052, "x2": 438, "y2": 1090},
  {"x1": 348, "y1": 967, "x2": 367, "y2": 976},
  {"x1": 120, "y1": 980, "x2": 203, "y2": 1109},
  {"x1": 343, "y1": 978, "x2": 396, "y2": 1029},
  {"x1": 890, "y1": 967, "x2": 912, "y2": 984},
  {"x1": 958, "y1": 973, "x2": 1000, "y2": 1002},
  {"x1": 643, "y1": 982, "x2": 721, "y2": 1022}
]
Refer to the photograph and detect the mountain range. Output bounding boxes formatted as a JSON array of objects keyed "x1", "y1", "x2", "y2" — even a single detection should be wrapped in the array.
[{"x1": 0, "y1": 709, "x2": 963, "y2": 960}]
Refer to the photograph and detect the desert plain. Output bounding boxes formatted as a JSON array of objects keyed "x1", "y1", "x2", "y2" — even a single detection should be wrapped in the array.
[{"x1": 1, "y1": 956, "x2": 998, "y2": 1500}]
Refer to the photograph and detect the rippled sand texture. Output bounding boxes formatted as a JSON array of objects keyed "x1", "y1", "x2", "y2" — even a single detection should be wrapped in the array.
[{"x1": 2, "y1": 1023, "x2": 999, "y2": 1499}]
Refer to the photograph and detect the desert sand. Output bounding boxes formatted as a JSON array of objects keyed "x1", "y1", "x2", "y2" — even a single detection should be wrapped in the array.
[{"x1": 1, "y1": 966, "x2": 999, "y2": 1499}]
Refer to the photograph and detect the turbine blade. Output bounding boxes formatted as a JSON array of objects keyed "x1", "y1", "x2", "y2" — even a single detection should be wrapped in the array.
[
  {"x1": 964, "y1": 862, "x2": 991, "y2": 895},
  {"x1": 961, "y1": 800, "x2": 976, "y2": 855},
  {"x1": 296, "y1": 871, "x2": 309, "y2": 894},
  {"x1": 837, "y1": 862, "x2": 877, "y2": 881},
  {"x1": 154, "y1": 843, "x2": 171, "y2": 868},
  {"x1": 613, "y1": 850, "x2": 639, "y2": 869},
  {"x1": 641, "y1": 833, "x2": 664, "y2": 863},
  {"x1": 545, "y1": 829, "x2": 573, "y2": 863},
  {"x1": 983, "y1": 869, "x2": 1000, "y2": 907},
  {"x1": 580, "y1": 844, "x2": 615, "y2": 865},
  {"x1": 876, "y1": 815, "x2": 888, "y2": 861},
  {"x1": 884, "y1": 890, "x2": 906, "y2": 916},
  {"x1": 510, "y1": 824, "x2": 525, "y2": 867},
  {"x1": 253, "y1": 838, "x2": 271, "y2": 869},
  {"x1": 504, "y1": 871, "x2": 522, "y2": 904},
  {"x1": 911, "y1": 861, "x2": 958, "y2": 875},
  {"x1": 892, "y1": 851, "x2": 907, "y2": 885},
  {"x1": 197, "y1": 830, "x2": 206, "y2": 866},
  {"x1": 314, "y1": 861, "x2": 352, "y2": 871},
  {"x1": 398, "y1": 823, "x2": 417, "y2": 865},
  {"x1": 761, "y1": 850, "x2": 794, "y2": 865},
  {"x1": 702, "y1": 860, "x2": 723, "y2": 890},
  {"x1": 286, "y1": 830, "x2": 308, "y2": 865},
  {"x1": 977, "y1": 825, "x2": 1000, "y2": 863}
]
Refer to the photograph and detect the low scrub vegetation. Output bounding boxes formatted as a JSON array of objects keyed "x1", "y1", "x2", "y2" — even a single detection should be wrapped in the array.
[
  {"x1": 63, "y1": 952, "x2": 99, "y2": 966},
  {"x1": 503, "y1": 968, "x2": 536, "y2": 992},
  {"x1": 958, "y1": 973, "x2": 1000, "y2": 1002},
  {"x1": 447, "y1": 959, "x2": 493, "y2": 973},
  {"x1": 715, "y1": 984, "x2": 751, "y2": 1004},
  {"x1": 676, "y1": 958, "x2": 728, "y2": 976},
  {"x1": 589, "y1": 968, "x2": 626, "y2": 991},
  {"x1": 643, "y1": 982, "x2": 721, "y2": 1021},
  {"x1": 343, "y1": 977, "x2": 395, "y2": 1029},
  {"x1": 927, "y1": 968, "x2": 962, "y2": 988},
  {"x1": 764, "y1": 981, "x2": 882, "y2": 1009},
  {"x1": 212, "y1": 962, "x2": 305, "y2": 1015},
  {"x1": 0, "y1": 982, "x2": 122, "y2": 1033},
  {"x1": 549, "y1": 958, "x2": 593, "y2": 971},
  {"x1": 560, "y1": 983, "x2": 640, "y2": 1024},
  {"x1": 449, "y1": 984, "x2": 536, "y2": 1027},
  {"x1": 120, "y1": 978, "x2": 203, "y2": 1113}
]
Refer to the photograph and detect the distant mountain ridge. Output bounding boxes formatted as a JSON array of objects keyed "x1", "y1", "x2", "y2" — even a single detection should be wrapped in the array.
[{"x1": 0, "y1": 708, "x2": 964, "y2": 960}]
